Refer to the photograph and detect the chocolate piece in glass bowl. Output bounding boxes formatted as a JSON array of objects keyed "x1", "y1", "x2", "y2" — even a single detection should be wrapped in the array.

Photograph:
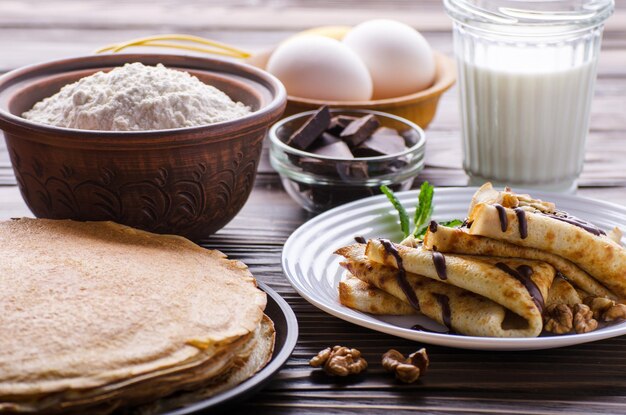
[
  {"x1": 353, "y1": 127, "x2": 407, "y2": 157},
  {"x1": 269, "y1": 108, "x2": 426, "y2": 213},
  {"x1": 287, "y1": 105, "x2": 331, "y2": 150},
  {"x1": 328, "y1": 115, "x2": 359, "y2": 136},
  {"x1": 340, "y1": 114, "x2": 380, "y2": 147},
  {"x1": 311, "y1": 141, "x2": 353, "y2": 158},
  {"x1": 309, "y1": 132, "x2": 342, "y2": 150}
]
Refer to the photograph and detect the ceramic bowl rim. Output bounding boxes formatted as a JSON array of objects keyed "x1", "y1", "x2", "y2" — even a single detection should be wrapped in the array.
[{"x1": 0, "y1": 53, "x2": 287, "y2": 143}]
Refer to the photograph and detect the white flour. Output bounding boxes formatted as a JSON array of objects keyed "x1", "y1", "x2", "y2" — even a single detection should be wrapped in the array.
[{"x1": 22, "y1": 62, "x2": 252, "y2": 131}]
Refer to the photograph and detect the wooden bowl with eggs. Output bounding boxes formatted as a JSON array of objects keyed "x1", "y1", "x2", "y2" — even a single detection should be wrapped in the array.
[{"x1": 248, "y1": 23, "x2": 456, "y2": 129}]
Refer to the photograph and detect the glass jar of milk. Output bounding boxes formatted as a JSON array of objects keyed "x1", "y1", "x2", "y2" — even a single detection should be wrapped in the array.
[{"x1": 444, "y1": 0, "x2": 614, "y2": 192}]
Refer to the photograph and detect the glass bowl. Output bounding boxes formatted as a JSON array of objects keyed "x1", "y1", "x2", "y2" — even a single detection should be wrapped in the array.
[{"x1": 269, "y1": 109, "x2": 426, "y2": 213}]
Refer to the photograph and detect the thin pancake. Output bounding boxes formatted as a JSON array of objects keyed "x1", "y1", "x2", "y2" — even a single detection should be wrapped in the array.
[
  {"x1": 337, "y1": 244, "x2": 545, "y2": 337},
  {"x1": 0, "y1": 218, "x2": 268, "y2": 413},
  {"x1": 546, "y1": 276, "x2": 583, "y2": 307},
  {"x1": 339, "y1": 272, "x2": 416, "y2": 315},
  {"x1": 468, "y1": 195, "x2": 626, "y2": 299},
  {"x1": 364, "y1": 240, "x2": 556, "y2": 337},
  {"x1": 128, "y1": 315, "x2": 275, "y2": 415},
  {"x1": 423, "y1": 224, "x2": 614, "y2": 298}
]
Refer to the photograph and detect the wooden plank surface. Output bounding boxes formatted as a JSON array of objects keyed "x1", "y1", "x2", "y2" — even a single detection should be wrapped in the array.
[{"x1": 1, "y1": 2, "x2": 626, "y2": 414}]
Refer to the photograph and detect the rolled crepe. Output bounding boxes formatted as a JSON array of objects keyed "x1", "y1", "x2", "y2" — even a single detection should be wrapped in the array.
[
  {"x1": 336, "y1": 244, "x2": 540, "y2": 337},
  {"x1": 364, "y1": 240, "x2": 558, "y2": 337},
  {"x1": 423, "y1": 224, "x2": 614, "y2": 299},
  {"x1": 339, "y1": 272, "x2": 415, "y2": 315},
  {"x1": 546, "y1": 276, "x2": 583, "y2": 307},
  {"x1": 467, "y1": 190, "x2": 626, "y2": 299}
]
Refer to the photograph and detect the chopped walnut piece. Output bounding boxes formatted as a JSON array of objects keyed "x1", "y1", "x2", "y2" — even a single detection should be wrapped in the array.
[
  {"x1": 603, "y1": 303, "x2": 626, "y2": 322},
  {"x1": 309, "y1": 347, "x2": 332, "y2": 367},
  {"x1": 468, "y1": 183, "x2": 555, "y2": 218},
  {"x1": 583, "y1": 296, "x2": 615, "y2": 320},
  {"x1": 501, "y1": 192, "x2": 520, "y2": 209},
  {"x1": 513, "y1": 192, "x2": 556, "y2": 213},
  {"x1": 573, "y1": 304, "x2": 598, "y2": 333},
  {"x1": 583, "y1": 296, "x2": 626, "y2": 322},
  {"x1": 310, "y1": 346, "x2": 367, "y2": 376},
  {"x1": 407, "y1": 348, "x2": 429, "y2": 374},
  {"x1": 543, "y1": 304, "x2": 573, "y2": 334},
  {"x1": 381, "y1": 349, "x2": 405, "y2": 371},
  {"x1": 382, "y1": 348, "x2": 429, "y2": 383}
]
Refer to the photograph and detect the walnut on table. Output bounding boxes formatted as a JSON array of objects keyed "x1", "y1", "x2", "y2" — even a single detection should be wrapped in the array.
[
  {"x1": 310, "y1": 346, "x2": 367, "y2": 376},
  {"x1": 382, "y1": 348, "x2": 429, "y2": 383}
]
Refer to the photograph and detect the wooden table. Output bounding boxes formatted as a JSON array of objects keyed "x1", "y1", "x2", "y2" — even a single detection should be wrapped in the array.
[{"x1": 1, "y1": 2, "x2": 626, "y2": 414}]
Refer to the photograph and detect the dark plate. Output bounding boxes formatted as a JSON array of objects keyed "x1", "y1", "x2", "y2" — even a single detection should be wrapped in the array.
[{"x1": 162, "y1": 282, "x2": 298, "y2": 414}]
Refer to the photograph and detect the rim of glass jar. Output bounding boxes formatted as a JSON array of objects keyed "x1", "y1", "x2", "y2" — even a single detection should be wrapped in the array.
[
  {"x1": 443, "y1": 0, "x2": 615, "y2": 34},
  {"x1": 268, "y1": 108, "x2": 426, "y2": 163}
]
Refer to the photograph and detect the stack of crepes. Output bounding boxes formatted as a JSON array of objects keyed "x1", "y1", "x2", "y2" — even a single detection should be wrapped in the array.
[
  {"x1": 0, "y1": 218, "x2": 274, "y2": 414},
  {"x1": 336, "y1": 183, "x2": 626, "y2": 337}
]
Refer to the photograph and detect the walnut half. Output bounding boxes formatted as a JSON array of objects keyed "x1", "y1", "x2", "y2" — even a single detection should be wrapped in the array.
[
  {"x1": 573, "y1": 304, "x2": 598, "y2": 334},
  {"x1": 603, "y1": 303, "x2": 626, "y2": 322},
  {"x1": 382, "y1": 348, "x2": 429, "y2": 383},
  {"x1": 543, "y1": 303, "x2": 573, "y2": 334},
  {"x1": 584, "y1": 296, "x2": 626, "y2": 322},
  {"x1": 310, "y1": 346, "x2": 367, "y2": 376}
]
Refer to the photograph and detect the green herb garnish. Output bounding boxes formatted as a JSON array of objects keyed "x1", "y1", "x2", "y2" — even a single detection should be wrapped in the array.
[
  {"x1": 412, "y1": 182, "x2": 434, "y2": 238},
  {"x1": 439, "y1": 219, "x2": 464, "y2": 228},
  {"x1": 380, "y1": 184, "x2": 410, "y2": 238},
  {"x1": 380, "y1": 182, "x2": 464, "y2": 241}
]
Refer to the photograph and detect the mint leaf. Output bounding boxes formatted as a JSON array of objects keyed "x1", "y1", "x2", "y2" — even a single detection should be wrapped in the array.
[
  {"x1": 440, "y1": 219, "x2": 464, "y2": 228},
  {"x1": 380, "y1": 185, "x2": 410, "y2": 238},
  {"x1": 412, "y1": 182, "x2": 434, "y2": 238}
]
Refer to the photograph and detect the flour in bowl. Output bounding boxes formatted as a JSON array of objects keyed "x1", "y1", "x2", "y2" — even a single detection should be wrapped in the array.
[{"x1": 22, "y1": 62, "x2": 252, "y2": 131}]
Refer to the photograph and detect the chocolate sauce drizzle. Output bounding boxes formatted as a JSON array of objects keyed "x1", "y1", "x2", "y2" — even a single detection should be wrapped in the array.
[
  {"x1": 354, "y1": 236, "x2": 366, "y2": 244},
  {"x1": 429, "y1": 220, "x2": 438, "y2": 233},
  {"x1": 494, "y1": 204, "x2": 508, "y2": 232},
  {"x1": 379, "y1": 239, "x2": 420, "y2": 311},
  {"x1": 555, "y1": 271, "x2": 570, "y2": 282},
  {"x1": 432, "y1": 249, "x2": 447, "y2": 280},
  {"x1": 410, "y1": 323, "x2": 452, "y2": 334},
  {"x1": 514, "y1": 208, "x2": 528, "y2": 239},
  {"x1": 433, "y1": 293, "x2": 452, "y2": 331},
  {"x1": 544, "y1": 211, "x2": 606, "y2": 236},
  {"x1": 495, "y1": 262, "x2": 544, "y2": 313},
  {"x1": 410, "y1": 293, "x2": 454, "y2": 334}
]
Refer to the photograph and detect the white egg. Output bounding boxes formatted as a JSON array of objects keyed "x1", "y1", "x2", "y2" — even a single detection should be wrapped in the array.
[
  {"x1": 266, "y1": 36, "x2": 373, "y2": 101},
  {"x1": 343, "y1": 19, "x2": 436, "y2": 100}
]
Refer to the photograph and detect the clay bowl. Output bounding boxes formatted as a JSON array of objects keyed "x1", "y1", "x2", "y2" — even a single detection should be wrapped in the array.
[
  {"x1": 247, "y1": 50, "x2": 456, "y2": 128},
  {"x1": 0, "y1": 54, "x2": 286, "y2": 241}
]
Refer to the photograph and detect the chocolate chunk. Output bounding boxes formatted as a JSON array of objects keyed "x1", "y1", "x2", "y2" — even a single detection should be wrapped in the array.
[
  {"x1": 311, "y1": 140, "x2": 354, "y2": 158},
  {"x1": 287, "y1": 106, "x2": 331, "y2": 150},
  {"x1": 298, "y1": 158, "x2": 338, "y2": 176},
  {"x1": 328, "y1": 115, "x2": 359, "y2": 135},
  {"x1": 309, "y1": 132, "x2": 341, "y2": 151},
  {"x1": 340, "y1": 114, "x2": 380, "y2": 147},
  {"x1": 349, "y1": 162, "x2": 369, "y2": 179},
  {"x1": 352, "y1": 130, "x2": 407, "y2": 157},
  {"x1": 372, "y1": 126, "x2": 401, "y2": 137},
  {"x1": 299, "y1": 157, "x2": 351, "y2": 177}
]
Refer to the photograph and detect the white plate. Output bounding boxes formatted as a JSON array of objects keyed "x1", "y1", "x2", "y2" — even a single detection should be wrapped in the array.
[{"x1": 282, "y1": 187, "x2": 626, "y2": 350}]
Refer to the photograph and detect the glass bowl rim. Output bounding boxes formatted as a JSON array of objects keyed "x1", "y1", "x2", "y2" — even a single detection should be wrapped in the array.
[{"x1": 268, "y1": 108, "x2": 426, "y2": 163}]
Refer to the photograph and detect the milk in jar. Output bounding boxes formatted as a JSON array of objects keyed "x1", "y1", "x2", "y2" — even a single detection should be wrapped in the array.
[{"x1": 444, "y1": 0, "x2": 614, "y2": 192}]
